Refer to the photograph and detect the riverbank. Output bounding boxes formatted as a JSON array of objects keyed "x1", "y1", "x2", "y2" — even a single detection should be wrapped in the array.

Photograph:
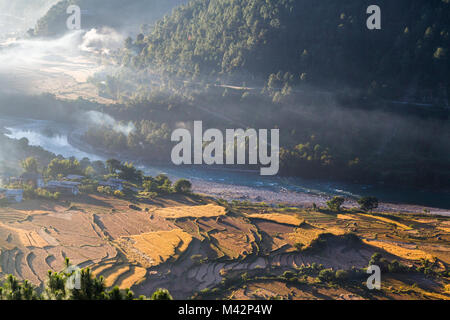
[
  {"x1": 191, "y1": 179, "x2": 450, "y2": 216},
  {"x1": 1, "y1": 116, "x2": 450, "y2": 215}
]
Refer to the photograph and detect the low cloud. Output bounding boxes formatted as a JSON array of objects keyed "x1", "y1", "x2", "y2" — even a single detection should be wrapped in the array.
[
  {"x1": 79, "y1": 27, "x2": 124, "y2": 55},
  {"x1": 85, "y1": 111, "x2": 135, "y2": 136}
]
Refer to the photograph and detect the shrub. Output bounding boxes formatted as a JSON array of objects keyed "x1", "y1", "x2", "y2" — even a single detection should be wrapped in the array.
[
  {"x1": 113, "y1": 190, "x2": 125, "y2": 198},
  {"x1": 369, "y1": 252, "x2": 382, "y2": 266},
  {"x1": 388, "y1": 260, "x2": 407, "y2": 273},
  {"x1": 369, "y1": 253, "x2": 393, "y2": 272},
  {"x1": 143, "y1": 174, "x2": 173, "y2": 194},
  {"x1": 357, "y1": 196, "x2": 379, "y2": 212},
  {"x1": 23, "y1": 186, "x2": 60, "y2": 201},
  {"x1": 294, "y1": 242, "x2": 304, "y2": 251},
  {"x1": 326, "y1": 196, "x2": 345, "y2": 211},
  {"x1": 151, "y1": 288, "x2": 173, "y2": 300},
  {"x1": 97, "y1": 186, "x2": 112, "y2": 195},
  {"x1": 190, "y1": 254, "x2": 204, "y2": 265},
  {"x1": 173, "y1": 179, "x2": 192, "y2": 194},
  {"x1": 318, "y1": 269, "x2": 336, "y2": 283},
  {"x1": 335, "y1": 270, "x2": 349, "y2": 282},
  {"x1": 282, "y1": 271, "x2": 296, "y2": 280}
]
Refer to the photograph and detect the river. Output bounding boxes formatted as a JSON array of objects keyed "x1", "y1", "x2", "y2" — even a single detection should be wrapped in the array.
[{"x1": 2, "y1": 116, "x2": 450, "y2": 213}]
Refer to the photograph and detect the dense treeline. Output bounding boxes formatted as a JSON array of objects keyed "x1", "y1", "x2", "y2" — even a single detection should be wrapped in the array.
[
  {"x1": 83, "y1": 120, "x2": 172, "y2": 162},
  {"x1": 7, "y1": 155, "x2": 192, "y2": 200},
  {"x1": 124, "y1": 0, "x2": 449, "y2": 102},
  {"x1": 278, "y1": 109, "x2": 450, "y2": 187},
  {"x1": 79, "y1": 88, "x2": 450, "y2": 189}
]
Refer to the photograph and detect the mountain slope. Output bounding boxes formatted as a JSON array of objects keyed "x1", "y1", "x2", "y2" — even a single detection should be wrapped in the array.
[{"x1": 130, "y1": 0, "x2": 449, "y2": 100}]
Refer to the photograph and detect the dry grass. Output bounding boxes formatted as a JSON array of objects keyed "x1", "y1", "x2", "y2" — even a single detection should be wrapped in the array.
[
  {"x1": 0, "y1": 211, "x2": 28, "y2": 223},
  {"x1": 247, "y1": 213, "x2": 304, "y2": 226},
  {"x1": 294, "y1": 210, "x2": 336, "y2": 223},
  {"x1": 91, "y1": 263, "x2": 114, "y2": 277},
  {"x1": 196, "y1": 216, "x2": 259, "y2": 259},
  {"x1": 0, "y1": 223, "x2": 48, "y2": 248},
  {"x1": 437, "y1": 227, "x2": 450, "y2": 233},
  {"x1": 359, "y1": 214, "x2": 412, "y2": 230},
  {"x1": 18, "y1": 231, "x2": 48, "y2": 248},
  {"x1": 322, "y1": 226, "x2": 347, "y2": 236},
  {"x1": 210, "y1": 232, "x2": 254, "y2": 260},
  {"x1": 337, "y1": 214, "x2": 357, "y2": 220},
  {"x1": 119, "y1": 229, "x2": 193, "y2": 267},
  {"x1": 104, "y1": 265, "x2": 130, "y2": 287},
  {"x1": 287, "y1": 224, "x2": 325, "y2": 248},
  {"x1": 363, "y1": 239, "x2": 433, "y2": 260},
  {"x1": 153, "y1": 204, "x2": 226, "y2": 219},
  {"x1": 116, "y1": 266, "x2": 147, "y2": 289}
]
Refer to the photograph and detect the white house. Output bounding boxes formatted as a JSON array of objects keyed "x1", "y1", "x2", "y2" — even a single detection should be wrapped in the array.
[
  {"x1": 46, "y1": 181, "x2": 80, "y2": 195},
  {"x1": 0, "y1": 189, "x2": 23, "y2": 203}
]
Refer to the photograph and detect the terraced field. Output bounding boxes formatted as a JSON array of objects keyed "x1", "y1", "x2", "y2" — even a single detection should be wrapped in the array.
[
  {"x1": 90, "y1": 262, "x2": 147, "y2": 289},
  {"x1": 117, "y1": 229, "x2": 193, "y2": 267},
  {"x1": 1, "y1": 194, "x2": 449, "y2": 300},
  {"x1": 153, "y1": 204, "x2": 226, "y2": 219},
  {"x1": 247, "y1": 213, "x2": 304, "y2": 226}
]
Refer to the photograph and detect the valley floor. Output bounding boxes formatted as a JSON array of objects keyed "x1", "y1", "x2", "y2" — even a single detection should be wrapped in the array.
[{"x1": 191, "y1": 180, "x2": 450, "y2": 217}]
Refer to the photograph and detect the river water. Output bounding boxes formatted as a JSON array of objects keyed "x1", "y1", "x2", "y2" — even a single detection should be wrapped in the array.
[{"x1": 2, "y1": 117, "x2": 450, "y2": 211}]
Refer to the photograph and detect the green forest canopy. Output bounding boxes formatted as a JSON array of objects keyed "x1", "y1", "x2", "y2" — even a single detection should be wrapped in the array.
[{"x1": 123, "y1": 0, "x2": 449, "y2": 100}]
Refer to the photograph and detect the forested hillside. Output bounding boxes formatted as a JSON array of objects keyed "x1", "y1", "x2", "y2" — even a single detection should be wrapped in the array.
[
  {"x1": 125, "y1": 0, "x2": 449, "y2": 102},
  {"x1": 82, "y1": 0, "x2": 450, "y2": 189},
  {"x1": 31, "y1": 0, "x2": 187, "y2": 37}
]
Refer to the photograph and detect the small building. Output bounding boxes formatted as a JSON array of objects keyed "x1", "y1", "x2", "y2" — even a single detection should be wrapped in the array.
[
  {"x1": 46, "y1": 181, "x2": 80, "y2": 195},
  {"x1": 0, "y1": 189, "x2": 23, "y2": 203}
]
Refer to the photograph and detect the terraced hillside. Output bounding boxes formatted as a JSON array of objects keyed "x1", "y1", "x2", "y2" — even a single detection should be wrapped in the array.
[
  {"x1": 132, "y1": 202, "x2": 450, "y2": 299},
  {"x1": 0, "y1": 194, "x2": 449, "y2": 300}
]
